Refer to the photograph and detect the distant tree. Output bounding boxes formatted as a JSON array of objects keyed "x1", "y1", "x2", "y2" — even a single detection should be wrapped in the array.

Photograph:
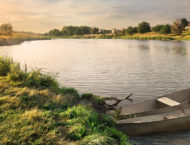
[
  {"x1": 80, "y1": 26, "x2": 91, "y2": 35},
  {"x1": 74, "y1": 27, "x2": 82, "y2": 35},
  {"x1": 66, "y1": 26, "x2": 76, "y2": 35},
  {"x1": 125, "y1": 26, "x2": 137, "y2": 35},
  {"x1": 0, "y1": 23, "x2": 13, "y2": 35},
  {"x1": 181, "y1": 18, "x2": 188, "y2": 29},
  {"x1": 62, "y1": 27, "x2": 68, "y2": 36},
  {"x1": 152, "y1": 25, "x2": 164, "y2": 32},
  {"x1": 61, "y1": 26, "x2": 91, "y2": 36},
  {"x1": 90, "y1": 27, "x2": 99, "y2": 34},
  {"x1": 171, "y1": 18, "x2": 184, "y2": 35},
  {"x1": 160, "y1": 24, "x2": 171, "y2": 35},
  {"x1": 137, "y1": 21, "x2": 151, "y2": 33},
  {"x1": 48, "y1": 29, "x2": 62, "y2": 36}
]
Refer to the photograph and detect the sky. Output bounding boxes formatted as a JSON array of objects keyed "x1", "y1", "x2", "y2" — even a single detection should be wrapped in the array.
[{"x1": 0, "y1": 0, "x2": 190, "y2": 33}]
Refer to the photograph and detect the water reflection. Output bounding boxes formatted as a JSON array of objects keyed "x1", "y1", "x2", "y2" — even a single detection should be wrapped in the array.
[
  {"x1": 172, "y1": 42, "x2": 187, "y2": 56},
  {"x1": 162, "y1": 41, "x2": 187, "y2": 56},
  {"x1": 138, "y1": 44, "x2": 150, "y2": 51}
]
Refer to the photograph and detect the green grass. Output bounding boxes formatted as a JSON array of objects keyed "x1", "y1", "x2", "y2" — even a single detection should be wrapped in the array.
[
  {"x1": 49, "y1": 31, "x2": 190, "y2": 41},
  {"x1": 0, "y1": 57, "x2": 133, "y2": 145}
]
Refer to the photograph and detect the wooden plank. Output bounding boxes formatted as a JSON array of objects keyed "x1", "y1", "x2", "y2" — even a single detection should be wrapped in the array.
[{"x1": 157, "y1": 97, "x2": 180, "y2": 107}]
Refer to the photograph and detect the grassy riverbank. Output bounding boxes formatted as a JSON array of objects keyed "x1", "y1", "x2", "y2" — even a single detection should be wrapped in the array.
[
  {"x1": 50, "y1": 32, "x2": 190, "y2": 41},
  {"x1": 1, "y1": 31, "x2": 189, "y2": 47},
  {"x1": 0, "y1": 32, "x2": 49, "y2": 46},
  {"x1": 0, "y1": 57, "x2": 133, "y2": 145}
]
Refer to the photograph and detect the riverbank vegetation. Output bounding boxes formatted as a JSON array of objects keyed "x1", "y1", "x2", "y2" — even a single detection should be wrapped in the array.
[
  {"x1": 0, "y1": 57, "x2": 133, "y2": 145},
  {"x1": 0, "y1": 23, "x2": 48, "y2": 46},
  {"x1": 47, "y1": 18, "x2": 190, "y2": 41}
]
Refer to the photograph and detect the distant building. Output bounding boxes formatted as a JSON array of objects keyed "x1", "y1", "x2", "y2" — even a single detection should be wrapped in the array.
[
  {"x1": 185, "y1": 21, "x2": 190, "y2": 31},
  {"x1": 112, "y1": 28, "x2": 120, "y2": 34},
  {"x1": 98, "y1": 29, "x2": 106, "y2": 34}
]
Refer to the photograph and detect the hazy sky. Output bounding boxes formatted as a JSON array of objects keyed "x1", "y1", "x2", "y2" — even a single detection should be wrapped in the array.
[{"x1": 0, "y1": 0, "x2": 190, "y2": 33}]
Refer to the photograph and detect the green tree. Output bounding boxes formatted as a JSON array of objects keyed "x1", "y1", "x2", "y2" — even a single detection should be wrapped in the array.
[
  {"x1": 181, "y1": 18, "x2": 188, "y2": 29},
  {"x1": 160, "y1": 24, "x2": 171, "y2": 35},
  {"x1": 74, "y1": 27, "x2": 81, "y2": 35},
  {"x1": 80, "y1": 26, "x2": 91, "y2": 35},
  {"x1": 48, "y1": 29, "x2": 62, "y2": 36},
  {"x1": 90, "y1": 27, "x2": 99, "y2": 34},
  {"x1": 171, "y1": 18, "x2": 183, "y2": 35},
  {"x1": 62, "y1": 27, "x2": 68, "y2": 36},
  {"x1": 0, "y1": 23, "x2": 13, "y2": 35},
  {"x1": 137, "y1": 21, "x2": 151, "y2": 33},
  {"x1": 152, "y1": 25, "x2": 164, "y2": 32},
  {"x1": 125, "y1": 26, "x2": 137, "y2": 35}
]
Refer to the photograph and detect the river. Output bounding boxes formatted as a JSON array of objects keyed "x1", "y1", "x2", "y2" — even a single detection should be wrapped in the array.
[{"x1": 0, "y1": 39, "x2": 190, "y2": 145}]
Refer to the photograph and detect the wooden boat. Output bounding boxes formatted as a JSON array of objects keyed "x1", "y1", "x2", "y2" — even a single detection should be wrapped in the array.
[{"x1": 116, "y1": 88, "x2": 190, "y2": 136}]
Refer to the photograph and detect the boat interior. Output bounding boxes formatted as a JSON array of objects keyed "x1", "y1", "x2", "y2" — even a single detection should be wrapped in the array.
[{"x1": 118, "y1": 88, "x2": 190, "y2": 122}]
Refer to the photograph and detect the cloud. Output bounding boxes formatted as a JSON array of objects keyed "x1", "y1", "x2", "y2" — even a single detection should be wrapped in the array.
[{"x1": 0, "y1": 0, "x2": 189, "y2": 32}]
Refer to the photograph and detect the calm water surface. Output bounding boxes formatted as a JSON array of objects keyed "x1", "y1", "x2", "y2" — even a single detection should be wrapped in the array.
[{"x1": 0, "y1": 39, "x2": 190, "y2": 145}]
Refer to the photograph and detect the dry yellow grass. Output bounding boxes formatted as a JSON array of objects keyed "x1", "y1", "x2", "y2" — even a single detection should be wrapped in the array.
[{"x1": 0, "y1": 32, "x2": 45, "y2": 39}]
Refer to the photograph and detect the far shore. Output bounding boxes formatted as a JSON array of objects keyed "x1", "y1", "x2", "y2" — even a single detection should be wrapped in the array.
[
  {"x1": 0, "y1": 31, "x2": 190, "y2": 46},
  {"x1": 50, "y1": 32, "x2": 190, "y2": 41}
]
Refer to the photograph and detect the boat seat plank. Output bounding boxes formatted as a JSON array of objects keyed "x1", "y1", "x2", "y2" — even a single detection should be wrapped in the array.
[{"x1": 157, "y1": 97, "x2": 180, "y2": 107}]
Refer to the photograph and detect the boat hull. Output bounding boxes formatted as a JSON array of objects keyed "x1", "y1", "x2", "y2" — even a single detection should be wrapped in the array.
[{"x1": 117, "y1": 115, "x2": 190, "y2": 136}]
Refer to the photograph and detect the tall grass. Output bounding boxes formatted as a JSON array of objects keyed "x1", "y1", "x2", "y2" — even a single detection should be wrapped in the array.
[
  {"x1": 0, "y1": 57, "x2": 133, "y2": 145},
  {"x1": 0, "y1": 57, "x2": 59, "y2": 91}
]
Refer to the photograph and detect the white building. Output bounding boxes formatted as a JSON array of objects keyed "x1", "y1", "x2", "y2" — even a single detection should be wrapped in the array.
[{"x1": 112, "y1": 28, "x2": 120, "y2": 34}]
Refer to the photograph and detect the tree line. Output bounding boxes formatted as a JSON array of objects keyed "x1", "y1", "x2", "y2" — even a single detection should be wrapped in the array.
[
  {"x1": 48, "y1": 18, "x2": 189, "y2": 37},
  {"x1": 124, "y1": 18, "x2": 189, "y2": 35},
  {"x1": 48, "y1": 26, "x2": 102, "y2": 36}
]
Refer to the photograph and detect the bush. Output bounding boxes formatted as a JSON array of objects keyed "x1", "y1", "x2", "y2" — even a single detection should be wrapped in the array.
[{"x1": 137, "y1": 21, "x2": 151, "y2": 33}]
